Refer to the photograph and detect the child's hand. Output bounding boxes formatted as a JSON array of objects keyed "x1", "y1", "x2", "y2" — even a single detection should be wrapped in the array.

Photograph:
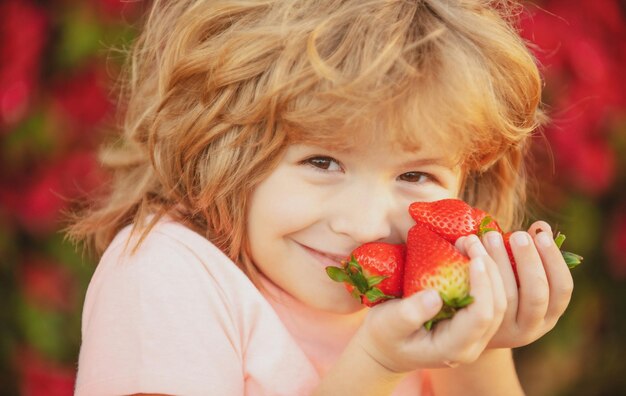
[
  {"x1": 354, "y1": 255, "x2": 507, "y2": 373},
  {"x1": 456, "y1": 221, "x2": 574, "y2": 349}
]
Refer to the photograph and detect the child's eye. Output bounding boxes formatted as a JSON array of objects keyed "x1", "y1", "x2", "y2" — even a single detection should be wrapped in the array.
[
  {"x1": 303, "y1": 156, "x2": 343, "y2": 172},
  {"x1": 398, "y1": 171, "x2": 435, "y2": 184}
]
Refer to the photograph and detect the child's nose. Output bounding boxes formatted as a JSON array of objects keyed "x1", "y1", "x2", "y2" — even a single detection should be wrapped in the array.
[{"x1": 329, "y1": 188, "x2": 393, "y2": 244}]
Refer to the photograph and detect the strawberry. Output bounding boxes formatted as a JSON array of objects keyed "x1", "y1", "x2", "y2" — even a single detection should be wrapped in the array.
[
  {"x1": 408, "y1": 199, "x2": 502, "y2": 243},
  {"x1": 410, "y1": 199, "x2": 582, "y2": 285},
  {"x1": 326, "y1": 242, "x2": 405, "y2": 307},
  {"x1": 403, "y1": 224, "x2": 474, "y2": 330},
  {"x1": 502, "y1": 232, "x2": 519, "y2": 285}
]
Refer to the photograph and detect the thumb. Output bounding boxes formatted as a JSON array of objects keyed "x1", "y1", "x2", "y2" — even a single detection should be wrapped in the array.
[{"x1": 374, "y1": 290, "x2": 443, "y2": 339}]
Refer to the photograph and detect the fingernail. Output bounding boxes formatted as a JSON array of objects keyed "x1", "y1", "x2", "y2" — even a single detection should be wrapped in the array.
[
  {"x1": 486, "y1": 232, "x2": 502, "y2": 248},
  {"x1": 511, "y1": 232, "x2": 530, "y2": 247},
  {"x1": 422, "y1": 290, "x2": 441, "y2": 309},
  {"x1": 536, "y1": 231, "x2": 552, "y2": 248}
]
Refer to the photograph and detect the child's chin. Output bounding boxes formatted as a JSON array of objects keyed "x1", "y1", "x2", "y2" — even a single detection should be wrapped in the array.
[{"x1": 313, "y1": 295, "x2": 366, "y2": 315}]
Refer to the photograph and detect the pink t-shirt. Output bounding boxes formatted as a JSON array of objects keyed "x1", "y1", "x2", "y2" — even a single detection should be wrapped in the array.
[{"x1": 75, "y1": 217, "x2": 430, "y2": 395}]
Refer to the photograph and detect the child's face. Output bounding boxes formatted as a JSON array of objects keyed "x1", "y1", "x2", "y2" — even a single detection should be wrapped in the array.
[{"x1": 247, "y1": 133, "x2": 463, "y2": 313}]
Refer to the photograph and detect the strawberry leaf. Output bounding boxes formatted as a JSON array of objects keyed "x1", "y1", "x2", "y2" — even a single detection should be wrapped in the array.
[
  {"x1": 352, "y1": 274, "x2": 369, "y2": 294},
  {"x1": 366, "y1": 275, "x2": 388, "y2": 288},
  {"x1": 424, "y1": 320, "x2": 434, "y2": 331},
  {"x1": 552, "y1": 232, "x2": 583, "y2": 269},
  {"x1": 455, "y1": 295, "x2": 474, "y2": 308},
  {"x1": 325, "y1": 266, "x2": 350, "y2": 283},
  {"x1": 554, "y1": 232, "x2": 566, "y2": 249},
  {"x1": 562, "y1": 251, "x2": 583, "y2": 269},
  {"x1": 424, "y1": 304, "x2": 458, "y2": 330},
  {"x1": 441, "y1": 294, "x2": 474, "y2": 309},
  {"x1": 364, "y1": 287, "x2": 395, "y2": 304},
  {"x1": 477, "y1": 216, "x2": 495, "y2": 236},
  {"x1": 346, "y1": 257, "x2": 362, "y2": 272}
]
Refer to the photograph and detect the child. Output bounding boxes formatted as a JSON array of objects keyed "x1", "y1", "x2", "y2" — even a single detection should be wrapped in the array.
[{"x1": 69, "y1": 0, "x2": 574, "y2": 394}]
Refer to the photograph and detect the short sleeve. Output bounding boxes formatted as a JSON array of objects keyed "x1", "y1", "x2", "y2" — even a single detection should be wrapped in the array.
[{"x1": 75, "y1": 229, "x2": 245, "y2": 396}]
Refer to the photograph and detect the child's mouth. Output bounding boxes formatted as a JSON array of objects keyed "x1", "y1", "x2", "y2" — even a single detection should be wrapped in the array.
[{"x1": 297, "y1": 243, "x2": 349, "y2": 268}]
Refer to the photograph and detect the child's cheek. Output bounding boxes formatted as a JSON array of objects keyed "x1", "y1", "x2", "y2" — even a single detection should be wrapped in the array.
[{"x1": 248, "y1": 167, "x2": 326, "y2": 235}]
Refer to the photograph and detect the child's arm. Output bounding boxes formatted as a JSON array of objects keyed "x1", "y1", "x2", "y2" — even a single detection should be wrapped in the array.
[
  {"x1": 428, "y1": 348, "x2": 524, "y2": 395},
  {"x1": 313, "y1": 255, "x2": 507, "y2": 395}
]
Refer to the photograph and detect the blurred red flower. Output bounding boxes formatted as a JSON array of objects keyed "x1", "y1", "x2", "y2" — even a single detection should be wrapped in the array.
[
  {"x1": 567, "y1": 139, "x2": 616, "y2": 197},
  {"x1": 95, "y1": 0, "x2": 142, "y2": 19},
  {"x1": 17, "y1": 347, "x2": 75, "y2": 396},
  {"x1": 606, "y1": 210, "x2": 626, "y2": 279},
  {"x1": 51, "y1": 65, "x2": 113, "y2": 140},
  {"x1": 0, "y1": 0, "x2": 47, "y2": 129},
  {"x1": 547, "y1": 113, "x2": 616, "y2": 197},
  {"x1": 520, "y1": 0, "x2": 625, "y2": 197},
  {"x1": 0, "y1": 151, "x2": 106, "y2": 233},
  {"x1": 20, "y1": 257, "x2": 76, "y2": 312}
]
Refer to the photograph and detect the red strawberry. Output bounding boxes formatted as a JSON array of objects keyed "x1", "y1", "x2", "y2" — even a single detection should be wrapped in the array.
[
  {"x1": 409, "y1": 199, "x2": 502, "y2": 243},
  {"x1": 326, "y1": 242, "x2": 405, "y2": 307},
  {"x1": 404, "y1": 224, "x2": 474, "y2": 329},
  {"x1": 410, "y1": 199, "x2": 582, "y2": 288},
  {"x1": 502, "y1": 232, "x2": 519, "y2": 285}
]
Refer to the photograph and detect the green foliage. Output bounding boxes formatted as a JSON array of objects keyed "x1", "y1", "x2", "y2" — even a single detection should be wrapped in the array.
[{"x1": 56, "y1": 10, "x2": 105, "y2": 68}]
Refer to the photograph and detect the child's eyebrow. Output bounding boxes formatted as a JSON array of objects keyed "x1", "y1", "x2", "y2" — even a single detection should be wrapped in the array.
[{"x1": 400, "y1": 157, "x2": 458, "y2": 170}]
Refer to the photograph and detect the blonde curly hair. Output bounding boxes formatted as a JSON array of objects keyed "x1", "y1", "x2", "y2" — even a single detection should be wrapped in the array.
[{"x1": 68, "y1": 0, "x2": 545, "y2": 282}]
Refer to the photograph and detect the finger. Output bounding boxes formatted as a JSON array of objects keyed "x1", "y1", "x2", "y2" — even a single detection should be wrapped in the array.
[
  {"x1": 465, "y1": 235, "x2": 507, "y2": 338},
  {"x1": 531, "y1": 223, "x2": 574, "y2": 325},
  {"x1": 454, "y1": 236, "x2": 468, "y2": 254},
  {"x1": 372, "y1": 289, "x2": 443, "y2": 340},
  {"x1": 527, "y1": 220, "x2": 549, "y2": 236},
  {"x1": 483, "y1": 250, "x2": 507, "y2": 331},
  {"x1": 463, "y1": 235, "x2": 507, "y2": 317},
  {"x1": 510, "y1": 231, "x2": 550, "y2": 329},
  {"x1": 435, "y1": 257, "x2": 495, "y2": 361},
  {"x1": 482, "y1": 231, "x2": 519, "y2": 324}
]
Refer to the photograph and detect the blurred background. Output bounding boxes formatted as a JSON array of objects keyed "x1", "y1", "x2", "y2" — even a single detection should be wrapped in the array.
[{"x1": 0, "y1": 0, "x2": 624, "y2": 395}]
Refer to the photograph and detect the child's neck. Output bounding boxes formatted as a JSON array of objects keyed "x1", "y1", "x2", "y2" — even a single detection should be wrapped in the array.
[{"x1": 258, "y1": 273, "x2": 367, "y2": 375}]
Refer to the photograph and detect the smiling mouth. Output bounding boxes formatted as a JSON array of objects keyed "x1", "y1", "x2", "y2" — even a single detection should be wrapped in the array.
[{"x1": 298, "y1": 243, "x2": 349, "y2": 267}]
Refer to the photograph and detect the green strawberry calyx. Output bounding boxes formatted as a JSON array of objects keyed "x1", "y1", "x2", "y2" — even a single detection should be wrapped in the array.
[
  {"x1": 554, "y1": 232, "x2": 583, "y2": 269},
  {"x1": 326, "y1": 256, "x2": 397, "y2": 304},
  {"x1": 476, "y1": 216, "x2": 499, "y2": 237},
  {"x1": 424, "y1": 293, "x2": 474, "y2": 330}
]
